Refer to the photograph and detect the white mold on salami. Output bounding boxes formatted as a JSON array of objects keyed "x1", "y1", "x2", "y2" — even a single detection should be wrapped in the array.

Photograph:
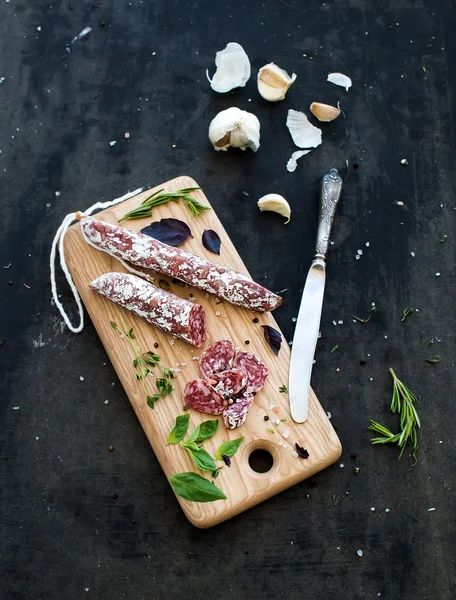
[
  {"x1": 205, "y1": 368, "x2": 248, "y2": 398},
  {"x1": 90, "y1": 272, "x2": 206, "y2": 347},
  {"x1": 235, "y1": 351, "x2": 269, "y2": 392},
  {"x1": 183, "y1": 379, "x2": 227, "y2": 415},
  {"x1": 81, "y1": 217, "x2": 282, "y2": 312},
  {"x1": 222, "y1": 392, "x2": 254, "y2": 429}
]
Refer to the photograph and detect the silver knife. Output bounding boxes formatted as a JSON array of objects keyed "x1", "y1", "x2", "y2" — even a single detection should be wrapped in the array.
[{"x1": 289, "y1": 168, "x2": 344, "y2": 423}]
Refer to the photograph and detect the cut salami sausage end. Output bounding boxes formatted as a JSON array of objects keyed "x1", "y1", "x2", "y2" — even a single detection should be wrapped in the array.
[
  {"x1": 235, "y1": 351, "x2": 269, "y2": 392},
  {"x1": 199, "y1": 340, "x2": 236, "y2": 378},
  {"x1": 183, "y1": 379, "x2": 227, "y2": 416},
  {"x1": 90, "y1": 272, "x2": 206, "y2": 347}
]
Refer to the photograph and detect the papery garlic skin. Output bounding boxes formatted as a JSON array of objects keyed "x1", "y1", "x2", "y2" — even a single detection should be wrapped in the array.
[
  {"x1": 286, "y1": 109, "x2": 322, "y2": 149},
  {"x1": 209, "y1": 107, "x2": 260, "y2": 152},
  {"x1": 286, "y1": 150, "x2": 312, "y2": 172},
  {"x1": 327, "y1": 72, "x2": 352, "y2": 92},
  {"x1": 206, "y1": 42, "x2": 251, "y2": 93},
  {"x1": 310, "y1": 102, "x2": 341, "y2": 122},
  {"x1": 257, "y1": 63, "x2": 297, "y2": 102},
  {"x1": 257, "y1": 194, "x2": 291, "y2": 223}
]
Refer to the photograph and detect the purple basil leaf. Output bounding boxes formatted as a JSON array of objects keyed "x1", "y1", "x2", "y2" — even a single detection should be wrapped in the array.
[
  {"x1": 221, "y1": 454, "x2": 231, "y2": 467},
  {"x1": 202, "y1": 229, "x2": 221, "y2": 255},
  {"x1": 295, "y1": 443, "x2": 310, "y2": 459},
  {"x1": 261, "y1": 325, "x2": 282, "y2": 356},
  {"x1": 141, "y1": 218, "x2": 192, "y2": 247}
]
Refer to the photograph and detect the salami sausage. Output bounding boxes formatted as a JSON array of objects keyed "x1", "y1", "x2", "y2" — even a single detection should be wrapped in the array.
[
  {"x1": 90, "y1": 272, "x2": 206, "y2": 347},
  {"x1": 199, "y1": 340, "x2": 236, "y2": 377},
  {"x1": 183, "y1": 379, "x2": 227, "y2": 415},
  {"x1": 205, "y1": 368, "x2": 248, "y2": 398},
  {"x1": 222, "y1": 393, "x2": 254, "y2": 429},
  {"x1": 81, "y1": 217, "x2": 282, "y2": 312},
  {"x1": 234, "y1": 351, "x2": 269, "y2": 392}
]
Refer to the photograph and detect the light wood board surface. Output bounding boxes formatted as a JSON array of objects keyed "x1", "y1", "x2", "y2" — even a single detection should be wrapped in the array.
[{"x1": 65, "y1": 175, "x2": 342, "y2": 528}]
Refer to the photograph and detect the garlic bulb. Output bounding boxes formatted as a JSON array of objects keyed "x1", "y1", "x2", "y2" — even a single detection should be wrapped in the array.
[
  {"x1": 208, "y1": 107, "x2": 260, "y2": 152},
  {"x1": 286, "y1": 109, "x2": 322, "y2": 149},
  {"x1": 206, "y1": 42, "x2": 251, "y2": 93},
  {"x1": 257, "y1": 63, "x2": 297, "y2": 102},
  {"x1": 310, "y1": 102, "x2": 340, "y2": 122},
  {"x1": 327, "y1": 72, "x2": 352, "y2": 92},
  {"x1": 257, "y1": 194, "x2": 291, "y2": 223}
]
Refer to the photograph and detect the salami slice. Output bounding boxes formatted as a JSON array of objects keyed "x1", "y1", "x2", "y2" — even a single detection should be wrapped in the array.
[
  {"x1": 90, "y1": 272, "x2": 206, "y2": 347},
  {"x1": 222, "y1": 392, "x2": 254, "y2": 429},
  {"x1": 199, "y1": 340, "x2": 236, "y2": 378},
  {"x1": 81, "y1": 217, "x2": 282, "y2": 312},
  {"x1": 234, "y1": 351, "x2": 269, "y2": 392},
  {"x1": 183, "y1": 379, "x2": 227, "y2": 415},
  {"x1": 205, "y1": 368, "x2": 248, "y2": 398}
]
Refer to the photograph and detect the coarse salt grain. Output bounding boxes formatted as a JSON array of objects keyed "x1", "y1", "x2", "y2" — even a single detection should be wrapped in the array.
[
  {"x1": 80, "y1": 376, "x2": 84, "y2": 381},
  {"x1": 397, "y1": 201, "x2": 404, "y2": 206},
  {"x1": 292, "y1": 451, "x2": 299, "y2": 457},
  {"x1": 365, "y1": 241, "x2": 370, "y2": 247},
  {"x1": 385, "y1": 508, "x2": 390, "y2": 512},
  {"x1": 283, "y1": 442, "x2": 288, "y2": 448},
  {"x1": 109, "y1": 141, "x2": 116, "y2": 146},
  {"x1": 357, "y1": 249, "x2": 363, "y2": 255},
  {"x1": 124, "y1": 132, "x2": 130, "y2": 139},
  {"x1": 340, "y1": 463, "x2": 344, "y2": 468},
  {"x1": 278, "y1": 439, "x2": 283, "y2": 446},
  {"x1": 428, "y1": 507, "x2": 436, "y2": 512},
  {"x1": 215, "y1": 311, "x2": 221, "y2": 316},
  {"x1": 411, "y1": 252, "x2": 415, "y2": 257},
  {"x1": 104, "y1": 400, "x2": 109, "y2": 404},
  {"x1": 436, "y1": 272, "x2": 441, "y2": 277},
  {"x1": 282, "y1": 428, "x2": 290, "y2": 439},
  {"x1": 370, "y1": 507, "x2": 376, "y2": 512},
  {"x1": 357, "y1": 550, "x2": 363, "y2": 557},
  {"x1": 326, "y1": 411, "x2": 332, "y2": 419},
  {"x1": 338, "y1": 320, "x2": 343, "y2": 325},
  {"x1": 13, "y1": 406, "x2": 20, "y2": 410}
]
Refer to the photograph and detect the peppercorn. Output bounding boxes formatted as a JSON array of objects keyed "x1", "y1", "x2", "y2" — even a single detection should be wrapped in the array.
[
  {"x1": 264, "y1": 415, "x2": 269, "y2": 421},
  {"x1": 253, "y1": 317, "x2": 259, "y2": 323}
]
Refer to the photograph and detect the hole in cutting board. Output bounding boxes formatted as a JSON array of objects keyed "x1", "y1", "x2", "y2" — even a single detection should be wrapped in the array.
[{"x1": 248, "y1": 449, "x2": 274, "y2": 473}]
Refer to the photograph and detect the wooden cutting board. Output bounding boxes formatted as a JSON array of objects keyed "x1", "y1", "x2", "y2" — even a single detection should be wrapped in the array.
[{"x1": 65, "y1": 175, "x2": 341, "y2": 528}]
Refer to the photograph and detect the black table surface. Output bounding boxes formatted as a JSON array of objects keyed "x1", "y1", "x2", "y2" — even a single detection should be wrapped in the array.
[{"x1": 1, "y1": 1, "x2": 455, "y2": 599}]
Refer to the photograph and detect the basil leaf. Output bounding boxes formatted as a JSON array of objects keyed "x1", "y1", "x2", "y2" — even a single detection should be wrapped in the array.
[
  {"x1": 167, "y1": 414, "x2": 190, "y2": 445},
  {"x1": 186, "y1": 424, "x2": 201, "y2": 444},
  {"x1": 194, "y1": 419, "x2": 219, "y2": 443},
  {"x1": 184, "y1": 446, "x2": 216, "y2": 472},
  {"x1": 215, "y1": 437, "x2": 244, "y2": 461},
  {"x1": 170, "y1": 472, "x2": 227, "y2": 503},
  {"x1": 180, "y1": 440, "x2": 200, "y2": 452}
]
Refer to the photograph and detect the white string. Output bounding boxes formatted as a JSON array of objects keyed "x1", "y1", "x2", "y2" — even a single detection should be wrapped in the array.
[{"x1": 50, "y1": 188, "x2": 143, "y2": 333}]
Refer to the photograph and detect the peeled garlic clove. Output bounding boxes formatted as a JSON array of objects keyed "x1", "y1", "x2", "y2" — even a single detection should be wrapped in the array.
[
  {"x1": 257, "y1": 63, "x2": 297, "y2": 102},
  {"x1": 327, "y1": 72, "x2": 352, "y2": 92},
  {"x1": 286, "y1": 150, "x2": 312, "y2": 172},
  {"x1": 286, "y1": 109, "x2": 322, "y2": 149},
  {"x1": 310, "y1": 102, "x2": 341, "y2": 122},
  {"x1": 208, "y1": 107, "x2": 260, "y2": 152},
  {"x1": 257, "y1": 194, "x2": 291, "y2": 224},
  {"x1": 206, "y1": 42, "x2": 251, "y2": 93}
]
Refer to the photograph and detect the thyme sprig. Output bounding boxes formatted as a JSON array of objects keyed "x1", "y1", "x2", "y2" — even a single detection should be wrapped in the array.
[
  {"x1": 110, "y1": 317, "x2": 174, "y2": 408},
  {"x1": 119, "y1": 187, "x2": 210, "y2": 221},
  {"x1": 369, "y1": 368, "x2": 420, "y2": 462},
  {"x1": 353, "y1": 305, "x2": 377, "y2": 323}
]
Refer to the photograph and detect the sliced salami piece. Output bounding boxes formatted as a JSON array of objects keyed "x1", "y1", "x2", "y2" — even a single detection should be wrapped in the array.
[
  {"x1": 235, "y1": 351, "x2": 269, "y2": 392},
  {"x1": 90, "y1": 272, "x2": 206, "y2": 347},
  {"x1": 222, "y1": 392, "x2": 254, "y2": 429},
  {"x1": 183, "y1": 379, "x2": 228, "y2": 415},
  {"x1": 81, "y1": 217, "x2": 282, "y2": 312},
  {"x1": 199, "y1": 340, "x2": 236, "y2": 378},
  {"x1": 205, "y1": 368, "x2": 248, "y2": 399}
]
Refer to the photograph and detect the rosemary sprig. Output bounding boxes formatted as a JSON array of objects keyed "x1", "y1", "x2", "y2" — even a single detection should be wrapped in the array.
[
  {"x1": 401, "y1": 307, "x2": 414, "y2": 322},
  {"x1": 425, "y1": 355, "x2": 441, "y2": 364},
  {"x1": 110, "y1": 317, "x2": 174, "y2": 408},
  {"x1": 369, "y1": 368, "x2": 420, "y2": 462},
  {"x1": 119, "y1": 187, "x2": 210, "y2": 221},
  {"x1": 353, "y1": 305, "x2": 377, "y2": 323}
]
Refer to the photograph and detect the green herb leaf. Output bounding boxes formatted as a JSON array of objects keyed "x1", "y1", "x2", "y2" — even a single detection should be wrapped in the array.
[
  {"x1": 215, "y1": 437, "x2": 244, "y2": 461},
  {"x1": 110, "y1": 321, "x2": 118, "y2": 329},
  {"x1": 183, "y1": 446, "x2": 217, "y2": 472},
  {"x1": 146, "y1": 394, "x2": 160, "y2": 409},
  {"x1": 180, "y1": 440, "x2": 200, "y2": 452},
  {"x1": 136, "y1": 373, "x2": 142, "y2": 381},
  {"x1": 186, "y1": 424, "x2": 201, "y2": 444},
  {"x1": 128, "y1": 328, "x2": 135, "y2": 339},
  {"x1": 279, "y1": 385, "x2": 288, "y2": 394},
  {"x1": 163, "y1": 367, "x2": 175, "y2": 379},
  {"x1": 169, "y1": 472, "x2": 227, "y2": 503},
  {"x1": 167, "y1": 414, "x2": 190, "y2": 445},
  {"x1": 440, "y1": 234, "x2": 447, "y2": 243},
  {"x1": 133, "y1": 358, "x2": 139, "y2": 368},
  {"x1": 330, "y1": 344, "x2": 339, "y2": 353},
  {"x1": 193, "y1": 419, "x2": 219, "y2": 443},
  {"x1": 266, "y1": 427, "x2": 275, "y2": 434},
  {"x1": 425, "y1": 355, "x2": 441, "y2": 364},
  {"x1": 118, "y1": 188, "x2": 210, "y2": 222},
  {"x1": 212, "y1": 467, "x2": 223, "y2": 479},
  {"x1": 156, "y1": 378, "x2": 174, "y2": 398}
]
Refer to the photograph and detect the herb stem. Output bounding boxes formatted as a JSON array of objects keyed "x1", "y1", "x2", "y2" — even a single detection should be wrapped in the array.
[{"x1": 119, "y1": 187, "x2": 210, "y2": 222}]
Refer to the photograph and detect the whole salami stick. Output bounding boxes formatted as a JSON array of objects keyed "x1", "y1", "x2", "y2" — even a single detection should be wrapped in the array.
[
  {"x1": 81, "y1": 217, "x2": 282, "y2": 312},
  {"x1": 90, "y1": 272, "x2": 206, "y2": 347}
]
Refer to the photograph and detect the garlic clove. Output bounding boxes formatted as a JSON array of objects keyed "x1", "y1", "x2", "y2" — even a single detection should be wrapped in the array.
[
  {"x1": 206, "y1": 42, "x2": 251, "y2": 93},
  {"x1": 286, "y1": 109, "x2": 322, "y2": 149},
  {"x1": 327, "y1": 72, "x2": 352, "y2": 92},
  {"x1": 310, "y1": 102, "x2": 341, "y2": 122},
  {"x1": 257, "y1": 194, "x2": 291, "y2": 224},
  {"x1": 286, "y1": 150, "x2": 312, "y2": 172},
  {"x1": 208, "y1": 107, "x2": 260, "y2": 152},
  {"x1": 257, "y1": 63, "x2": 297, "y2": 102}
]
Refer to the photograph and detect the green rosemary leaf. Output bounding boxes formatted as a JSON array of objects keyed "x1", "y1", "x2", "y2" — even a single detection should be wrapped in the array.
[
  {"x1": 119, "y1": 187, "x2": 209, "y2": 222},
  {"x1": 440, "y1": 234, "x2": 447, "y2": 243},
  {"x1": 330, "y1": 344, "x2": 339, "y2": 353},
  {"x1": 401, "y1": 308, "x2": 414, "y2": 322},
  {"x1": 425, "y1": 355, "x2": 441, "y2": 364}
]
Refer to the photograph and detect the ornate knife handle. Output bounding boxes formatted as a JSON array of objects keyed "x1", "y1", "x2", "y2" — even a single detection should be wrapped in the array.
[{"x1": 314, "y1": 168, "x2": 343, "y2": 259}]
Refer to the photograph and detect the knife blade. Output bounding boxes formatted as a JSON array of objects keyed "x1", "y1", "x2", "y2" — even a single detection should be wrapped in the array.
[{"x1": 289, "y1": 169, "x2": 344, "y2": 423}]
